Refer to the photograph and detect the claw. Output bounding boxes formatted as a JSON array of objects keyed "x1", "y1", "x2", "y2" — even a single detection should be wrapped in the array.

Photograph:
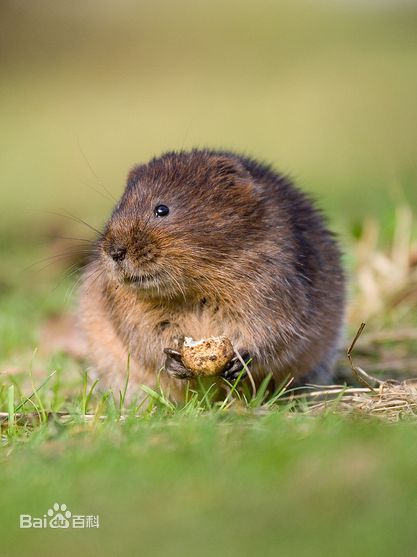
[
  {"x1": 222, "y1": 351, "x2": 251, "y2": 382},
  {"x1": 163, "y1": 347, "x2": 195, "y2": 379},
  {"x1": 163, "y1": 348, "x2": 183, "y2": 362}
]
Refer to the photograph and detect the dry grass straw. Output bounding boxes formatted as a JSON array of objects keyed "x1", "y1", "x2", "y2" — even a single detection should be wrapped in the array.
[
  {"x1": 293, "y1": 381, "x2": 417, "y2": 422},
  {"x1": 283, "y1": 322, "x2": 417, "y2": 423},
  {"x1": 349, "y1": 205, "x2": 417, "y2": 323}
]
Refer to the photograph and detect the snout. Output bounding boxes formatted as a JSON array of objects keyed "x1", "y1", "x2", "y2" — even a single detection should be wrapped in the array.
[
  {"x1": 109, "y1": 246, "x2": 127, "y2": 263},
  {"x1": 102, "y1": 228, "x2": 162, "y2": 282},
  {"x1": 106, "y1": 240, "x2": 159, "y2": 265}
]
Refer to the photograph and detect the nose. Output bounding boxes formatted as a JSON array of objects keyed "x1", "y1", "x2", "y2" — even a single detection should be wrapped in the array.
[{"x1": 109, "y1": 246, "x2": 127, "y2": 262}]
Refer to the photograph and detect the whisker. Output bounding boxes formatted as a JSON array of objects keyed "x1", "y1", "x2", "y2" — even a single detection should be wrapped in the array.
[
  {"x1": 83, "y1": 269, "x2": 105, "y2": 295},
  {"x1": 45, "y1": 210, "x2": 103, "y2": 237},
  {"x1": 49, "y1": 235, "x2": 96, "y2": 244},
  {"x1": 49, "y1": 263, "x2": 84, "y2": 297},
  {"x1": 76, "y1": 138, "x2": 118, "y2": 203},
  {"x1": 80, "y1": 179, "x2": 116, "y2": 204},
  {"x1": 64, "y1": 267, "x2": 92, "y2": 302},
  {"x1": 20, "y1": 250, "x2": 95, "y2": 274}
]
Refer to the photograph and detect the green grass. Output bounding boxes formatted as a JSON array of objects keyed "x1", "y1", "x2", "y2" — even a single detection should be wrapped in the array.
[{"x1": 3, "y1": 404, "x2": 417, "y2": 556}]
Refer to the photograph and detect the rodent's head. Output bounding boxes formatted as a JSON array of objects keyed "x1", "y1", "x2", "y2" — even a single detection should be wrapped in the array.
[{"x1": 99, "y1": 150, "x2": 264, "y2": 299}]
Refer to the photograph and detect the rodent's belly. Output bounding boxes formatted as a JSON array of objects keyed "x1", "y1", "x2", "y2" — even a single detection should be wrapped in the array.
[{"x1": 121, "y1": 303, "x2": 241, "y2": 369}]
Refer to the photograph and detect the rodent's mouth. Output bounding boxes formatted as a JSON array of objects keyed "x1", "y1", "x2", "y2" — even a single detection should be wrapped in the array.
[{"x1": 122, "y1": 272, "x2": 162, "y2": 289}]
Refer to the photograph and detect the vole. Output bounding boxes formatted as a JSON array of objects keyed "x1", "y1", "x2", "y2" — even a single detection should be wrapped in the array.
[{"x1": 78, "y1": 149, "x2": 345, "y2": 399}]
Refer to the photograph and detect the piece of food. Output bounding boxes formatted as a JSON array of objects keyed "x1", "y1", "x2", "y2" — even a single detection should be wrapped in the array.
[{"x1": 180, "y1": 336, "x2": 235, "y2": 376}]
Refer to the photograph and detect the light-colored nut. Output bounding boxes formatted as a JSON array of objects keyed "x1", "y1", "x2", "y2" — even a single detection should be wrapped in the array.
[{"x1": 180, "y1": 336, "x2": 235, "y2": 376}]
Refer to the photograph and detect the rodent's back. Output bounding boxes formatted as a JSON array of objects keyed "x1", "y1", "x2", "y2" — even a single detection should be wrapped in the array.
[
  {"x1": 79, "y1": 149, "x2": 345, "y2": 393},
  {"x1": 225, "y1": 151, "x2": 345, "y2": 382}
]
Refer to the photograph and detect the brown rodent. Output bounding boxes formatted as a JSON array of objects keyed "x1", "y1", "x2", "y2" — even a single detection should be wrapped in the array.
[{"x1": 79, "y1": 149, "x2": 345, "y2": 399}]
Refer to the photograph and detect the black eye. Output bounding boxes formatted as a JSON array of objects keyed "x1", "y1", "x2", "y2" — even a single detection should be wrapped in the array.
[{"x1": 154, "y1": 204, "x2": 170, "y2": 217}]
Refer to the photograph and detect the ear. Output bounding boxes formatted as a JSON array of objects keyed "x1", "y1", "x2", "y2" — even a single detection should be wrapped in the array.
[
  {"x1": 126, "y1": 165, "x2": 142, "y2": 189},
  {"x1": 210, "y1": 156, "x2": 253, "y2": 190}
]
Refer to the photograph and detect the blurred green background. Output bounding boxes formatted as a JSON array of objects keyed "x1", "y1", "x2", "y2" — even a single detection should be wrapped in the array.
[
  {"x1": 1, "y1": 3, "x2": 417, "y2": 555},
  {"x1": 1, "y1": 0, "x2": 417, "y2": 235}
]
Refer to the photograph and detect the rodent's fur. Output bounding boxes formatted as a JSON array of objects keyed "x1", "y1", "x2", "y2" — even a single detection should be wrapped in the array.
[{"x1": 79, "y1": 149, "x2": 345, "y2": 398}]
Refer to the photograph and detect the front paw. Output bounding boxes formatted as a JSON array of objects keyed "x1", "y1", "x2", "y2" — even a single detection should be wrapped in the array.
[
  {"x1": 221, "y1": 351, "x2": 251, "y2": 382},
  {"x1": 163, "y1": 348, "x2": 195, "y2": 380}
]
